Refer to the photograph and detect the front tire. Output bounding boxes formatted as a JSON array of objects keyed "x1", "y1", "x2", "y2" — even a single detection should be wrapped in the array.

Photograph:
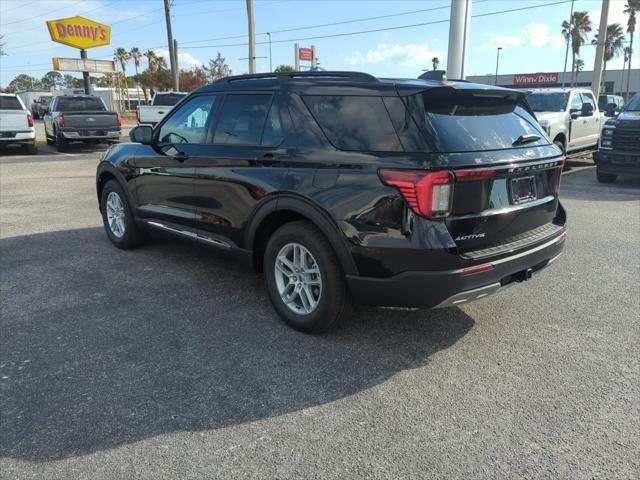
[
  {"x1": 596, "y1": 169, "x2": 617, "y2": 183},
  {"x1": 263, "y1": 220, "x2": 351, "y2": 333},
  {"x1": 100, "y1": 180, "x2": 147, "y2": 249}
]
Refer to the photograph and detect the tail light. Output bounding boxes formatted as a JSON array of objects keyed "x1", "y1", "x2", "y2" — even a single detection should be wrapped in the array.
[
  {"x1": 27, "y1": 113, "x2": 34, "y2": 127},
  {"x1": 135, "y1": 108, "x2": 140, "y2": 123},
  {"x1": 379, "y1": 170, "x2": 453, "y2": 219},
  {"x1": 55, "y1": 115, "x2": 65, "y2": 128},
  {"x1": 117, "y1": 113, "x2": 122, "y2": 127},
  {"x1": 380, "y1": 167, "x2": 498, "y2": 219}
]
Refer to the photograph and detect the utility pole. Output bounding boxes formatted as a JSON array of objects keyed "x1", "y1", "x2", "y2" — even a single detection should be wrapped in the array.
[
  {"x1": 246, "y1": 0, "x2": 256, "y2": 74},
  {"x1": 591, "y1": 0, "x2": 610, "y2": 98},
  {"x1": 561, "y1": 0, "x2": 575, "y2": 88},
  {"x1": 267, "y1": 32, "x2": 272, "y2": 72},
  {"x1": 446, "y1": 0, "x2": 472, "y2": 79},
  {"x1": 174, "y1": 39, "x2": 180, "y2": 91},
  {"x1": 494, "y1": 47, "x2": 502, "y2": 86},
  {"x1": 164, "y1": 0, "x2": 178, "y2": 91}
]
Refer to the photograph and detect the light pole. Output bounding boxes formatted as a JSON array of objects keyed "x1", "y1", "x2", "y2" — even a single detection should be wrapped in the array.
[
  {"x1": 495, "y1": 47, "x2": 502, "y2": 86},
  {"x1": 267, "y1": 32, "x2": 272, "y2": 72}
]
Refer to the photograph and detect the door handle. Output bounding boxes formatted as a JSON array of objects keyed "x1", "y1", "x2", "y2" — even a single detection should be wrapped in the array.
[
  {"x1": 174, "y1": 152, "x2": 189, "y2": 162},
  {"x1": 259, "y1": 153, "x2": 276, "y2": 166}
]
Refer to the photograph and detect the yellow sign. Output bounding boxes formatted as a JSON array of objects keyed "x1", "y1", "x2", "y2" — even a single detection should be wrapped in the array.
[{"x1": 46, "y1": 16, "x2": 110, "y2": 49}]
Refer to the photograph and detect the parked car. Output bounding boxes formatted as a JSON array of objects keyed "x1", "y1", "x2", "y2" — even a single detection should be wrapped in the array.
[
  {"x1": 34, "y1": 95, "x2": 52, "y2": 119},
  {"x1": 17, "y1": 90, "x2": 51, "y2": 119},
  {"x1": 597, "y1": 93, "x2": 640, "y2": 183},
  {"x1": 598, "y1": 94, "x2": 625, "y2": 115},
  {"x1": 96, "y1": 71, "x2": 567, "y2": 332},
  {"x1": 0, "y1": 93, "x2": 37, "y2": 154},
  {"x1": 136, "y1": 92, "x2": 187, "y2": 126},
  {"x1": 44, "y1": 95, "x2": 121, "y2": 152},
  {"x1": 524, "y1": 88, "x2": 600, "y2": 157}
]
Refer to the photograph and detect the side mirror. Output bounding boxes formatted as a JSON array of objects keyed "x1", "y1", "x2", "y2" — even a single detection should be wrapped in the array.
[
  {"x1": 130, "y1": 125, "x2": 153, "y2": 144},
  {"x1": 605, "y1": 103, "x2": 617, "y2": 117},
  {"x1": 581, "y1": 102, "x2": 594, "y2": 117}
]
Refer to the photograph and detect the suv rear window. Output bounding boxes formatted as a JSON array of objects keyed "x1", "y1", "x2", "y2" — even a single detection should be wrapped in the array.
[
  {"x1": 303, "y1": 96, "x2": 402, "y2": 152},
  {"x1": 153, "y1": 93, "x2": 187, "y2": 106},
  {"x1": 0, "y1": 96, "x2": 23, "y2": 110},
  {"x1": 403, "y1": 90, "x2": 548, "y2": 152},
  {"x1": 56, "y1": 97, "x2": 106, "y2": 111}
]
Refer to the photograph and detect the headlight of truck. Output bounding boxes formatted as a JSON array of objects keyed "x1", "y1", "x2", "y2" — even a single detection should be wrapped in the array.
[{"x1": 602, "y1": 128, "x2": 614, "y2": 137}]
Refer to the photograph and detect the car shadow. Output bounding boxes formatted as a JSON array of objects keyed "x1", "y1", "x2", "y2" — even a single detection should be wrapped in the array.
[
  {"x1": 560, "y1": 169, "x2": 640, "y2": 202},
  {"x1": 0, "y1": 227, "x2": 475, "y2": 462}
]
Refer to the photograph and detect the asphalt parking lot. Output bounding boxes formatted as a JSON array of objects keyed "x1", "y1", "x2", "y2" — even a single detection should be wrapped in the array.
[{"x1": 0, "y1": 146, "x2": 638, "y2": 479}]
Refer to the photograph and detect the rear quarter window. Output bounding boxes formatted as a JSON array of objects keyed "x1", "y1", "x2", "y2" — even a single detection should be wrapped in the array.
[{"x1": 303, "y1": 95, "x2": 403, "y2": 152}]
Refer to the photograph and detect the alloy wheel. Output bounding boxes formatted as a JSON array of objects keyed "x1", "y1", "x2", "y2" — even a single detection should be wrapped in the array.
[
  {"x1": 106, "y1": 191, "x2": 126, "y2": 238},
  {"x1": 274, "y1": 243, "x2": 322, "y2": 315}
]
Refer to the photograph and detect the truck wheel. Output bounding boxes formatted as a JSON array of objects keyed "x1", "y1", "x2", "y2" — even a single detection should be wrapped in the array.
[
  {"x1": 46, "y1": 136, "x2": 55, "y2": 146},
  {"x1": 55, "y1": 133, "x2": 67, "y2": 152},
  {"x1": 596, "y1": 169, "x2": 616, "y2": 183},
  {"x1": 100, "y1": 180, "x2": 148, "y2": 249},
  {"x1": 24, "y1": 141, "x2": 37, "y2": 155},
  {"x1": 554, "y1": 139, "x2": 566, "y2": 156},
  {"x1": 263, "y1": 220, "x2": 351, "y2": 333}
]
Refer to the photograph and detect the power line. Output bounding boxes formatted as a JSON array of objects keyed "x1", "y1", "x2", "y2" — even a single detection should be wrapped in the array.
[{"x1": 1, "y1": 0, "x2": 85, "y2": 27}]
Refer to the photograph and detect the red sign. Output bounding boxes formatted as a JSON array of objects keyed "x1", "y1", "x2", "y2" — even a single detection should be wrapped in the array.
[
  {"x1": 298, "y1": 47, "x2": 313, "y2": 61},
  {"x1": 513, "y1": 72, "x2": 560, "y2": 86}
]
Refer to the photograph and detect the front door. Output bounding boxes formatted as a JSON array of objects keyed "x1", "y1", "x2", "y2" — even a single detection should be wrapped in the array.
[
  {"x1": 568, "y1": 93, "x2": 588, "y2": 150},
  {"x1": 131, "y1": 94, "x2": 219, "y2": 230},
  {"x1": 580, "y1": 91, "x2": 600, "y2": 148}
]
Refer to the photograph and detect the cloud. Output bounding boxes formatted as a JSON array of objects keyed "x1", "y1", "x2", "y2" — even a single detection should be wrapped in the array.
[
  {"x1": 489, "y1": 23, "x2": 565, "y2": 50},
  {"x1": 347, "y1": 52, "x2": 363, "y2": 66},
  {"x1": 364, "y1": 43, "x2": 445, "y2": 67},
  {"x1": 156, "y1": 49, "x2": 203, "y2": 69}
]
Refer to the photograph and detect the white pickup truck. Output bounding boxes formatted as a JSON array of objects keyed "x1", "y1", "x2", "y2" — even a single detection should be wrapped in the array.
[
  {"x1": 136, "y1": 92, "x2": 187, "y2": 126},
  {"x1": 525, "y1": 88, "x2": 601, "y2": 158},
  {"x1": 0, "y1": 93, "x2": 37, "y2": 154}
]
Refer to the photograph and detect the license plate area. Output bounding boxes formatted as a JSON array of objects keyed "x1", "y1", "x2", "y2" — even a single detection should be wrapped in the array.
[{"x1": 509, "y1": 176, "x2": 537, "y2": 204}]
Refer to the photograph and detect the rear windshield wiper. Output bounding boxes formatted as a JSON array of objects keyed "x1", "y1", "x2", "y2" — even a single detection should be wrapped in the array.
[{"x1": 512, "y1": 134, "x2": 541, "y2": 146}]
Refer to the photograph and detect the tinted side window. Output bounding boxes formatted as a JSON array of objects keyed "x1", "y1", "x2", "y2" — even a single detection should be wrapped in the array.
[
  {"x1": 158, "y1": 95, "x2": 217, "y2": 144},
  {"x1": 582, "y1": 92, "x2": 596, "y2": 110},
  {"x1": 213, "y1": 94, "x2": 272, "y2": 145},
  {"x1": 303, "y1": 95, "x2": 402, "y2": 152},
  {"x1": 261, "y1": 101, "x2": 284, "y2": 146}
]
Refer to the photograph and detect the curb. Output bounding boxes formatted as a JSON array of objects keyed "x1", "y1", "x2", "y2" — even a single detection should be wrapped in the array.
[{"x1": 562, "y1": 165, "x2": 595, "y2": 176}]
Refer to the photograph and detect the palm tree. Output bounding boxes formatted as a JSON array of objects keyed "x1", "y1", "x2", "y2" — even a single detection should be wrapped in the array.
[
  {"x1": 431, "y1": 56, "x2": 439, "y2": 71},
  {"x1": 144, "y1": 50, "x2": 159, "y2": 71},
  {"x1": 114, "y1": 47, "x2": 131, "y2": 110},
  {"x1": 562, "y1": 11, "x2": 593, "y2": 86},
  {"x1": 623, "y1": 0, "x2": 639, "y2": 99},
  {"x1": 574, "y1": 58, "x2": 585, "y2": 74},
  {"x1": 130, "y1": 47, "x2": 143, "y2": 106},
  {"x1": 592, "y1": 23, "x2": 626, "y2": 90}
]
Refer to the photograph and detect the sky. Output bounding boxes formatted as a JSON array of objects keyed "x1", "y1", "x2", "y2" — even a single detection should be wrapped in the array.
[{"x1": 0, "y1": 0, "x2": 638, "y2": 87}]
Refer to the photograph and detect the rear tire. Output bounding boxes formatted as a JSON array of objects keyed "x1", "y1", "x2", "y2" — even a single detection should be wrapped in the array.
[
  {"x1": 55, "y1": 132, "x2": 67, "y2": 152},
  {"x1": 263, "y1": 220, "x2": 351, "y2": 333},
  {"x1": 596, "y1": 169, "x2": 617, "y2": 183},
  {"x1": 100, "y1": 180, "x2": 148, "y2": 249},
  {"x1": 24, "y1": 141, "x2": 37, "y2": 155}
]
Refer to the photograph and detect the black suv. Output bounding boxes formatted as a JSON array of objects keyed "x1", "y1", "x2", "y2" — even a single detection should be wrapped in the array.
[{"x1": 96, "y1": 71, "x2": 566, "y2": 332}]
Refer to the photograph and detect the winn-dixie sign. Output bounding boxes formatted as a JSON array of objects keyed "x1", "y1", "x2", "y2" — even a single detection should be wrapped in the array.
[
  {"x1": 513, "y1": 72, "x2": 560, "y2": 86},
  {"x1": 46, "y1": 16, "x2": 111, "y2": 49}
]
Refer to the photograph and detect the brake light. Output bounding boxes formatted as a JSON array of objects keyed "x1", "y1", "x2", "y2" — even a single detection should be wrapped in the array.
[
  {"x1": 117, "y1": 113, "x2": 122, "y2": 127},
  {"x1": 454, "y1": 168, "x2": 496, "y2": 182},
  {"x1": 27, "y1": 113, "x2": 34, "y2": 127},
  {"x1": 380, "y1": 170, "x2": 453, "y2": 219},
  {"x1": 56, "y1": 115, "x2": 65, "y2": 128}
]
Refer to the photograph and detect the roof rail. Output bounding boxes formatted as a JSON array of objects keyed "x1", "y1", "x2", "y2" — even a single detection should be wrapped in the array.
[{"x1": 216, "y1": 71, "x2": 378, "y2": 83}]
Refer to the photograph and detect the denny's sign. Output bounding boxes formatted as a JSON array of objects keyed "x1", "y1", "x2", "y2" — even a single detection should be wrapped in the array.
[{"x1": 46, "y1": 16, "x2": 111, "y2": 49}]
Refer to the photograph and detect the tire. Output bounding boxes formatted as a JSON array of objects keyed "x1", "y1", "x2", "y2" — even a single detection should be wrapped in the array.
[
  {"x1": 263, "y1": 220, "x2": 351, "y2": 333},
  {"x1": 46, "y1": 136, "x2": 54, "y2": 146},
  {"x1": 24, "y1": 141, "x2": 37, "y2": 155},
  {"x1": 554, "y1": 139, "x2": 566, "y2": 156},
  {"x1": 55, "y1": 132, "x2": 67, "y2": 152},
  {"x1": 596, "y1": 169, "x2": 617, "y2": 183},
  {"x1": 592, "y1": 151, "x2": 598, "y2": 164},
  {"x1": 100, "y1": 180, "x2": 148, "y2": 249}
]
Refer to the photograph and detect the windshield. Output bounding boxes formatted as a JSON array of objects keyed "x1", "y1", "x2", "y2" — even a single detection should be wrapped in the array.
[
  {"x1": 526, "y1": 92, "x2": 569, "y2": 112},
  {"x1": 57, "y1": 97, "x2": 106, "y2": 111},
  {"x1": 153, "y1": 93, "x2": 187, "y2": 106},
  {"x1": 623, "y1": 95, "x2": 640, "y2": 111}
]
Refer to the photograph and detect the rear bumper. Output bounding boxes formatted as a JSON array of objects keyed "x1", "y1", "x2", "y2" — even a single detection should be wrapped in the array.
[
  {"x1": 346, "y1": 231, "x2": 566, "y2": 308},
  {"x1": 597, "y1": 151, "x2": 640, "y2": 177},
  {"x1": 0, "y1": 131, "x2": 35, "y2": 143},
  {"x1": 61, "y1": 129, "x2": 120, "y2": 141}
]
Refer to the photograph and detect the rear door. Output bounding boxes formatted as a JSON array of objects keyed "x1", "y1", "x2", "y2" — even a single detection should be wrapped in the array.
[
  {"x1": 191, "y1": 93, "x2": 291, "y2": 247},
  {"x1": 131, "y1": 94, "x2": 219, "y2": 229}
]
